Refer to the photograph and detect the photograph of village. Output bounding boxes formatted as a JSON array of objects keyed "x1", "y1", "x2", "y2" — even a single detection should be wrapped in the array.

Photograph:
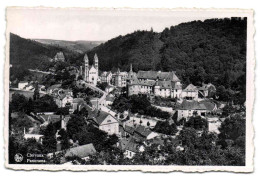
[{"x1": 7, "y1": 9, "x2": 247, "y2": 166}]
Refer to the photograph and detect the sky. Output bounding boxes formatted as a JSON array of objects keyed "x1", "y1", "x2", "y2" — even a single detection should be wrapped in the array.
[{"x1": 6, "y1": 8, "x2": 247, "y2": 41}]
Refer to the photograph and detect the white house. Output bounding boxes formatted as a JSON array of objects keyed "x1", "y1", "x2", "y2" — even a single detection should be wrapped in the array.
[
  {"x1": 89, "y1": 110, "x2": 119, "y2": 136},
  {"x1": 54, "y1": 89, "x2": 74, "y2": 109},
  {"x1": 18, "y1": 81, "x2": 28, "y2": 90},
  {"x1": 100, "y1": 71, "x2": 112, "y2": 84},
  {"x1": 176, "y1": 100, "x2": 215, "y2": 120},
  {"x1": 119, "y1": 137, "x2": 145, "y2": 159},
  {"x1": 181, "y1": 84, "x2": 199, "y2": 100}
]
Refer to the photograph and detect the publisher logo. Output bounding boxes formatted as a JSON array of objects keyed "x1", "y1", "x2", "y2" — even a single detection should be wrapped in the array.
[{"x1": 14, "y1": 153, "x2": 23, "y2": 163}]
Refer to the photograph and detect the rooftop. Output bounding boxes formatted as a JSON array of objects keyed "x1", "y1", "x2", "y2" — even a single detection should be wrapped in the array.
[
  {"x1": 137, "y1": 71, "x2": 180, "y2": 82},
  {"x1": 65, "y1": 143, "x2": 96, "y2": 159}
]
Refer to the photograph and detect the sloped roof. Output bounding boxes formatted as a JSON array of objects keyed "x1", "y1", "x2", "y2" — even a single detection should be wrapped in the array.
[
  {"x1": 19, "y1": 81, "x2": 28, "y2": 83},
  {"x1": 101, "y1": 71, "x2": 112, "y2": 77},
  {"x1": 40, "y1": 114, "x2": 62, "y2": 123},
  {"x1": 156, "y1": 80, "x2": 172, "y2": 89},
  {"x1": 73, "y1": 98, "x2": 85, "y2": 104},
  {"x1": 199, "y1": 100, "x2": 217, "y2": 111},
  {"x1": 119, "y1": 137, "x2": 139, "y2": 153},
  {"x1": 89, "y1": 110, "x2": 117, "y2": 126},
  {"x1": 54, "y1": 52, "x2": 65, "y2": 61},
  {"x1": 177, "y1": 100, "x2": 207, "y2": 110},
  {"x1": 183, "y1": 84, "x2": 198, "y2": 92},
  {"x1": 137, "y1": 71, "x2": 180, "y2": 82},
  {"x1": 65, "y1": 143, "x2": 96, "y2": 158},
  {"x1": 135, "y1": 125, "x2": 152, "y2": 137},
  {"x1": 106, "y1": 95, "x2": 115, "y2": 102}
]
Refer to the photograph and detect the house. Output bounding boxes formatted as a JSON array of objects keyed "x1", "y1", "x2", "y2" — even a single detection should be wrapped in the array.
[
  {"x1": 47, "y1": 84, "x2": 62, "y2": 94},
  {"x1": 72, "y1": 98, "x2": 86, "y2": 112},
  {"x1": 23, "y1": 128, "x2": 44, "y2": 143},
  {"x1": 181, "y1": 84, "x2": 199, "y2": 100},
  {"x1": 128, "y1": 70, "x2": 182, "y2": 98},
  {"x1": 119, "y1": 124, "x2": 135, "y2": 138},
  {"x1": 63, "y1": 143, "x2": 96, "y2": 163},
  {"x1": 88, "y1": 110, "x2": 119, "y2": 135},
  {"x1": 113, "y1": 68, "x2": 128, "y2": 87},
  {"x1": 105, "y1": 85, "x2": 115, "y2": 93},
  {"x1": 51, "y1": 51, "x2": 65, "y2": 62},
  {"x1": 105, "y1": 94, "x2": 115, "y2": 106},
  {"x1": 39, "y1": 114, "x2": 71, "y2": 130},
  {"x1": 53, "y1": 89, "x2": 74, "y2": 108},
  {"x1": 176, "y1": 100, "x2": 208, "y2": 121},
  {"x1": 119, "y1": 137, "x2": 144, "y2": 159},
  {"x1": 198, "y1": 83, "x2": 216, "y2": 98},
  {"x1": 134, "y1": 125, "x2": 159, "y2": 141},
  {"x1": 24, "y1": 84, "x2": 35, "y2": 91},
  {"x1": 18, "y1": 81, "x2": 28, "y2": 90},
  {"x1": 100, "y1": 71, "x2": 112, "y2": 84}
]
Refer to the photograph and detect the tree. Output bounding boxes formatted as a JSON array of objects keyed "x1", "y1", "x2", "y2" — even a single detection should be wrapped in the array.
[
  {"x1": 184, "y1": 115, "x2": 208, "y2": 130},
  {"x1": 41, "y1": 123, "x2": 57, "y2": 153},
  {"x1": 66, "y1": 115, "x2": 87, "y2": 139},
  {"x1": 58, "y1": 129, "x2": 70, "y2": 150},
  {"x1": 153, "y1": 121, "x2": 178, "y2": 135},
  {"x1": 96, "y1": 82, "x2": 108, "y2": 91},
  {"x1": 218, "y1": 114, "x2": 245, "y2": 149},
  {"x1": 33, "y1": 83, "x2": 40, "y2": 100},
  {"x1": 9, "y1": 93, "x2": 28, "y2": 112}
]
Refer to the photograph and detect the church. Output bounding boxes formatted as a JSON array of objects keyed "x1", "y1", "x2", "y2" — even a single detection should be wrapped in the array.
[{"x1": 83, "y1": 53, "x2": 99, "y2": 86}]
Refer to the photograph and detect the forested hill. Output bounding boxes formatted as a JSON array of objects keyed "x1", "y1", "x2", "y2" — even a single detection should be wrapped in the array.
[
  {"x1": 9, "y1": 33, "x2": 80, "y2": 69},
  {"x1": 88, "y1": 17, "x2": 247, "y2": 89},
  {"x1": 34, "y1": 39, "x2": 103, "y2": 54}
]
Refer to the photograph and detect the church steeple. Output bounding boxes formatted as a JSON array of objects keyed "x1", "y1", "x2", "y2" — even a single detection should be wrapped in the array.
[
  {"x1": 94, "y1": 53, "x2": 99, "y2": 74},
  {"x1": 130, "y1": 64, "x2": 133, "y2": 72},
  {"x1": 84, "y1": 54, "x2": 89, "y2": 82}
]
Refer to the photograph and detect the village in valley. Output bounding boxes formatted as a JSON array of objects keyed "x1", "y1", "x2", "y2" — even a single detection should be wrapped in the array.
[
  {"x1": 9, "y1": 50, "x2": 245, "y2": 165},
  {"x1": 9, "y1": 18, "x2": 246, "y2": 166}
]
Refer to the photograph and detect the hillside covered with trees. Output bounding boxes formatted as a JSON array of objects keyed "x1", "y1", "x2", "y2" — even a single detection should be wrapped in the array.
[
  {"x1": 34, "y1": 39, "x2": 103, "y2": 54},
  {"x1": 9, "y1": 33, "x2": 81, "y2": 70},
  {"x1": 88, "y1": 17, "x2": 247, "y2": 102}
]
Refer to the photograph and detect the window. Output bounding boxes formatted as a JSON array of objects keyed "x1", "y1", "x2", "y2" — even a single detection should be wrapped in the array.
[{"x1": 107, "y1": 120, "x2": 111, "y2": 123}]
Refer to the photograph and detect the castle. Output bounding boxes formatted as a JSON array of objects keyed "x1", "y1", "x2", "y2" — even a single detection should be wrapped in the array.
[{"x1": 83, "y1": 53, "x2": 99, "y2": 86}]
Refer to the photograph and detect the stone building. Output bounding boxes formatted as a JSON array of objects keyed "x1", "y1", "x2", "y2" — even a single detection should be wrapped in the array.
[
  {"x1": 84, "y1": 53, "x2": 99, "y2": 86},
  {"x1": 100, "y1": 71, "x2": 112, "y2": 84},
  {"x1": 181, "y1": 84, "x2": 199, "y2": 100},
  {"x1": 51, "y1": 51, "x2": 65, "y2": 62},
  {"x1": 128, "y1": 70, "x2": 183, "y2": 98},
  {"x1": 114, "y1": 68, "x2": 128, "y2": 87}
]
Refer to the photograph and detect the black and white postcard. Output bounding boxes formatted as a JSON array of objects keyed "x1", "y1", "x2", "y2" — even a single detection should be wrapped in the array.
[{"x1": 4, "y1": 8, "x2": 254, "y2": 172}]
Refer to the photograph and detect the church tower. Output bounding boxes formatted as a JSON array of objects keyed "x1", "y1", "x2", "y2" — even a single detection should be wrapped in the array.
[
  {"x1": 84, "y1": 54, "x2": 89, "y2": 82},
  {"x1": 130, "y1": 63, "x2": 133, "y2": 73},
  {"x1": 94, "y1": 53, "x2": 99, "y2": 75}
]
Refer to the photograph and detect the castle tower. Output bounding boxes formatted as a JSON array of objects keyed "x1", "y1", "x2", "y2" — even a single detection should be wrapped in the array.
[
  {"x1": 94, "y1": 53, "x2": 99, "y2": 75},
  {"x1": 84, "y1": 54, "x2": 89, "y2": 82}
]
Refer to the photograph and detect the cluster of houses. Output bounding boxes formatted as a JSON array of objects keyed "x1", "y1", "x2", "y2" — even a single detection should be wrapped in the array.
[{"x1": 11, "y1": 51, "x2": 225, "y2": 164}]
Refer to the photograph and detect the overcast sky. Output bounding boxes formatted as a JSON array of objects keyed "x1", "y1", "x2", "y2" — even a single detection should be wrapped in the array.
[{"x1": 7, "y1": 8, "x2": 246, "y2": 41}]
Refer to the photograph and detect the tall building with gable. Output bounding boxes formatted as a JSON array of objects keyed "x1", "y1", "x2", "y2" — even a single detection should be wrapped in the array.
[
  {"x1": 127, "y1": 68, "x2": 183, "y2": 98},
  {"x1": 83, "y1": 53, "x2": 99, "y2": 86}
]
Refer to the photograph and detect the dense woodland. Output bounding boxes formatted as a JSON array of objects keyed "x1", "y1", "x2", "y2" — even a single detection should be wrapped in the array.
[
  {"x1": 88, "y1": 17, "x2": 247, "y2": 103},
  {"x1": 9, "y1": 33, "x2": 81, "y2": 70}
]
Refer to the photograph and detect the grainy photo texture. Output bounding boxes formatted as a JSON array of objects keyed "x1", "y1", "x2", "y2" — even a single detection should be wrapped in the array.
[{"x1": 5, "y1": 8, "x2": 254, "y2": 172}]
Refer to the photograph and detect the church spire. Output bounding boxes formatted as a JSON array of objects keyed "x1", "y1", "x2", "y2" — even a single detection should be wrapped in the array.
[
  {"x1": 84, "y1": 54, "x2": 89, "y2": 82},
  {"x1": 130, "y1": 64, "x2": 133, "y2": 72},
  {"x1": 94, "y1": 53, "x2": 99, "y2": 75}
]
